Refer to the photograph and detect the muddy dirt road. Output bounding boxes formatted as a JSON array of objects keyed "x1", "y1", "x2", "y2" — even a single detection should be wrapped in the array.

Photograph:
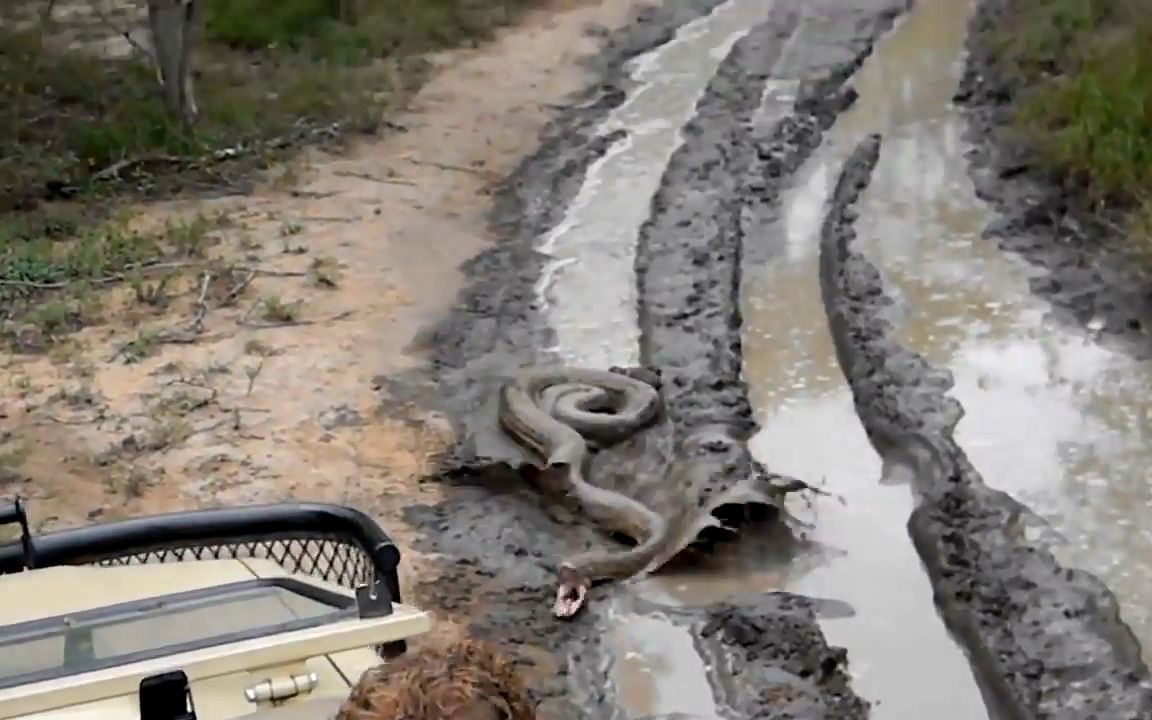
[
  {"x1": 9, "y1": 0, "x2": 1149, "y2": 716},
  {"x1": 405, "y1": 0, "x2": 1152, "y2": 717}
]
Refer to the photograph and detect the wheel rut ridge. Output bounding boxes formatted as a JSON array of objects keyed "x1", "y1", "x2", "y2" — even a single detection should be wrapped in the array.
[
  {"x1": 820, "y1": 134, "x2": 1152, "y2": 720},
  {"x1": 403, "y1": 0, "x2": 915, "y2": 718},
  {"x1": 632, "y1": 1, "x2": 801, "y2": 442},
  {"x1": 405, "y1": 4, "x2": 739, "y2": 716}
]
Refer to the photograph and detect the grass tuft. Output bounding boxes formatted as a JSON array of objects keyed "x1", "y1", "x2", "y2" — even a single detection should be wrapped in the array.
[
  {"x1": 0, "y1": 0, "x2": 545, "y2": 341},
  {"x1": 991, "y1": 0, "x2": 1152, "y2": 239}
]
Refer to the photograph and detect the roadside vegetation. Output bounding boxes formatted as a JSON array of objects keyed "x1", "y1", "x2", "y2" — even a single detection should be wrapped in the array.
[
  {"x1": 990, "y1": 0, "x2": 1152, "y2": 241},
  {"x1": 0, "y1": 0, "x2": 541, "y2": 347}
]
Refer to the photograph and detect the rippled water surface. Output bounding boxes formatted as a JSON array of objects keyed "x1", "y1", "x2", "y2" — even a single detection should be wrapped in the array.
[
  {"x1": 533, "y1": 0, "x2": 775, "y2": 716},
  {"x1": 533, "y1": 0, "x2": 1152, "y2": 714},
  {"x1": 736, "y1": 0, "x2": 990, "y2": 716},
  {"x1": 747, "y1": 0, "x2": 1152, "y2": 714}
]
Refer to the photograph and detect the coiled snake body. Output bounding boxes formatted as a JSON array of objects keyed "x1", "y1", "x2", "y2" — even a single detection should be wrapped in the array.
[{"x1": 497, "y1": 366, "x2": 669, "y2": 618}]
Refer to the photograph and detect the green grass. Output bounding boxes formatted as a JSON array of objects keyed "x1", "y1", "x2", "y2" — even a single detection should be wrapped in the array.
[
  {"x1": 0, "y1": 0, "x2": 542, "y2": 209},
  {"x1": 991, "y1": 0, "x2": 1152, "y2": 237},
  {"x1": 203, "y1": 0, "x2": 536, "y2": 60},
  {"x1": 0, "y1": 0, "x2": 544, "y2": 342},
  {"x1": 0, "y1": 209, "x2": 224, "y2": 345},
  {"x1": 0, "y1": 26, "x2": 415, "y2": 213}
]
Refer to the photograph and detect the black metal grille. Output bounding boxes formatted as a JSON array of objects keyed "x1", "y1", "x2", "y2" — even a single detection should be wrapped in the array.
[
  {"x1": 89, "y1": 534, "x2": 378, "y2": 591},
  {"x1": 0, "y1": 501, "x2": 411, "y2": 658}
]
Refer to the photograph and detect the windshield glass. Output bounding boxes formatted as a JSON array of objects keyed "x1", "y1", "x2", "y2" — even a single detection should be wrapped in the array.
[{"x1": 0, "y1": 579, "x2": 350, "y2": 689}]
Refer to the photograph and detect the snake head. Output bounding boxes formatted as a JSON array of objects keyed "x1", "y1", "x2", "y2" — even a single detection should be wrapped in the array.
[{"x1": 553, "y1": 564, "x2": 589, "y2": 619}]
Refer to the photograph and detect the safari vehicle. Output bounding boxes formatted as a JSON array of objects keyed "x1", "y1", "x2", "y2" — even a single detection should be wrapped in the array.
[{"x1": 0, "y1": 497, "x2": 431, "y2": 720}]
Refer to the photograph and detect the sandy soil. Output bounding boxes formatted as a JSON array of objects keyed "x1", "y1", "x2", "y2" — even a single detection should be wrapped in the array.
[{"x1": 0, "y1": 0, "x2": 651, "y2": 604}]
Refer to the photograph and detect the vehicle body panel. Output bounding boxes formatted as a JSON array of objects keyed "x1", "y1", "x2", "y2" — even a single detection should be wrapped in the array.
[{"x1": 0, "y1": 559, "x2": 429, "y2": 719}]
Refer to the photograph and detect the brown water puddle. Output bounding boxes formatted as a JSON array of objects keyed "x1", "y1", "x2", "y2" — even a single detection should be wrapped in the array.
[
  {"x1": 639, "y1": 0, "x2": 1152, "y2": 715},
  {"x1": 528, "y1": 0, "x2": 777, "y2": 715},
  {"x1": 590, "y1": 0, "x2": 992, "y2": 714},
  {"x1": 638, "y1": 0, "x2": 998, "y2": 717},
  {"x1": 537, "y1": 0, "x2": 771, "y2": 369},
  {"x1": 852, "y1": 4, "x2": 1152, "y2": 667},
  {"x1": 825, "y1": 0, "x2": 1152, "y2": 672}
]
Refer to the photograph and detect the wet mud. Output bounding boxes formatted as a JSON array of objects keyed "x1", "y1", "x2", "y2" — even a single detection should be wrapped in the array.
[
  {"x1": 406, "y1": 0, "x2": 909, "y2": 717},
  {"x1": 820, "y1": 134, "x2": 1152, "y2": 718},
  {"x1": 632, "y1": 0, "x2": 907, "y2": 439},
  {"x1": 955, "y1": 0, "x2": 1152, "y2": 358}
]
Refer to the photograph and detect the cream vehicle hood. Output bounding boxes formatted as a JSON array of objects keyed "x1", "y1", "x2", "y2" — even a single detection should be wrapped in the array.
[{"x1": 0, "y1": 559, "x2": 429, "y2": 719}]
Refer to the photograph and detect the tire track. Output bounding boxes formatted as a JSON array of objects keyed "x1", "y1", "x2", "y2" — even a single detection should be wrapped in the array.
[
  {"x1": 820, "y1": 134, "x2": 1152, "y2": 720},
  {"x1": 409, "y1": 0, "x2": 912, "y2": 717}
]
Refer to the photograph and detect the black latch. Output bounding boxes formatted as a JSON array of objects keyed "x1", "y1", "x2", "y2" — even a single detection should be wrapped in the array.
[
  {"x1": 0, "y1": 496, "x2": 35, "y2": 570},
  {"x1": 354, "y1": 574, "x2": 394, "y2": 619},
  {"x1": 139, "y1": 670, "x2": 196, "y2": 720}
]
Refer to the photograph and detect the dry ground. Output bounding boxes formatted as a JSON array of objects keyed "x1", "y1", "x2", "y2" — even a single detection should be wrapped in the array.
[{"x1": 0, "y1": 0, "x2": 651, "y2": 613}]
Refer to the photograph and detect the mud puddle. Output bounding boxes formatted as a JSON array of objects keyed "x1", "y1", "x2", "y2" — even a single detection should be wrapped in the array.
[
  {"x1": 608, "y1": 611, "x2": 722, "y2": 719},
  {"x1": 848, "y1": 0, "x2": 1152, "y2": 665},
  {"x1": 735, "y1": 0, "x2": 1152, "y2": 713},
  {"x1": 809, "y1": 0, "x2": 1152, "y2": 674},
  {"x1": 537, "y1": 0, "x2": 771, "y2": 368},
  {"x1": 538, "y1": 0, "x2": 925, "y2": 714},
  {"x1": 716, "y1": 1, "x2": 989, "y2": 716},
  {"x1": 533, "y1": 0, "x2": 774, "y2": 716}
]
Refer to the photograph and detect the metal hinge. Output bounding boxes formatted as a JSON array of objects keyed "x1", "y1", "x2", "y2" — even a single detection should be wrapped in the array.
[{"x1": 243, "y1": 671, "x2": 320, "y2": 704}]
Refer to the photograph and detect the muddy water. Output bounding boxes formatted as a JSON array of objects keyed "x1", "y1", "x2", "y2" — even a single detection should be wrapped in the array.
[
  {"x1": 854, "y1": 2, "x2": 1152, "y2": 665},
  {"x1": 536, "y1": 0, "x2": 1152, "y2": 713},
  {"x1": 721, "y1": 1, "x2": 992, "y2": 717},
  {"x1": 534, "y1": 0, "x2": 772, "y2": 717},
  {"x1": 742, "y1": 0, "x2": 1152, "y2": 716},
  {"x1": 536, "y1": 0, "x2": 770, "y2": 370},
  {"x1": 832, "y1": 0, "x2": 1152, "y2": 671}
]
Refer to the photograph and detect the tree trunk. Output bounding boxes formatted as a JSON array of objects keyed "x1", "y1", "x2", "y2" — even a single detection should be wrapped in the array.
[
  {"x1": 337, "y1": 0, "x2": 358, "y2": 23},
  {"x1": 147, "y1": 0, "x2": 198, "y2": 125}
]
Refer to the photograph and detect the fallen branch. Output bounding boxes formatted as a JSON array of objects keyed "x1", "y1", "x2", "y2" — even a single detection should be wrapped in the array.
[
  {"x1": 0, "y1": 262, "x2": 298, "y2": 294},
  {"x1": 181, "y1": 415, "x2": 239, "y2": 442},
  {"x1": 92, "y1": 154, "x2": 185, "y2": 182},
  {"x1": 333, "y1": 170, "x2": 416, "y2": 186},
  {"x1": 105, "y1": 271, "x2": 231, "y2": 362},
  {"x1": 42, "y1": 412, "x2": 106, "y2": 426},
  {"x1": 87, "y1": 122, "x2": 345, "y2": 185},
  {"x1": 299, "y1": 215, "x2": 361, "y2": 223},
  {"x1": 143, "y1": 270, "x2": 213, "y2": 347},
  {"x1": 160, "y1": 377, "x2": 219, "y2": 405},
  {"x1": 218, "y1": 269, "x2": 257, "y2": 307},
  {"x1": 238, "y1": 309, "x2": 354, "y2": 330},
  {"x1": 401, "y1": 155, "x2": 490, "y2": 177},
  {"x1": 180, "y1": 270, "x2": 212, "y2": 335},
  {"x1": 240, "y1": 267, "x2": 308, "y2": 278}
]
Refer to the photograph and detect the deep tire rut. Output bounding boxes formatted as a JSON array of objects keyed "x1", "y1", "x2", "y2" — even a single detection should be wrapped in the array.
[
  {"x1": 393, "y1": 0, "x2": 1152, "y2": 716},
  {"x1": 819, "y1": 134, "x2": 1152, "y2": 720}
]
